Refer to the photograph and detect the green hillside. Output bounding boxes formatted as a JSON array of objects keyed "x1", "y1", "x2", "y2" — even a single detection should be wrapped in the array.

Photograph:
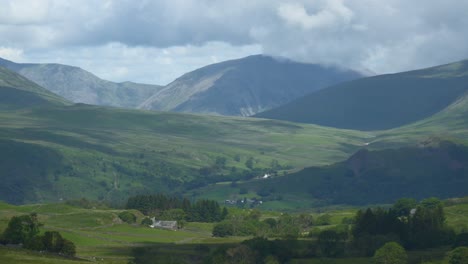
[
  {"x1": 0, "y1": 67, "x2": 69, "y2": 108},
  {"x1": 256, "y1": 59, "x2": 468, "y2": 131},
  {"x1": 376, "y1": 91, "x2": 468, "y2": 146},
  {"x1": 194, "y1": 141, "x2": 468, "y2": 208},
  {"x1": 0, "y1": 103, "x2": 369, "y2": 204}
]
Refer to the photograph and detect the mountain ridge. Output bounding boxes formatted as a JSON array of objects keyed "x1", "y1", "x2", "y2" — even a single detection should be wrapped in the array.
[
  {"x1": 0, "y1": 66, "x2": 69, "y2": 108},
  {"x1": 139, "y1": 55, "x2": 364, "y2": 116},
  {"x1": 0, "y1": 57, "x2": 163, "y2": 108},
  {"x1": 256, "y1": 59, "x2": 468, "y2": 130}
]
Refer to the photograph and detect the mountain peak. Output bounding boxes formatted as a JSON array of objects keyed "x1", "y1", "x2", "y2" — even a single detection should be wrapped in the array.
[{"x1": 139, "y1": 55, "x2": 363, "y2": 116}]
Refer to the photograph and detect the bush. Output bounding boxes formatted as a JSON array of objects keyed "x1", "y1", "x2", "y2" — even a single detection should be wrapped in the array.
[
  {"x1": 373, "y1": 242, "x2": 407, "y2": 264},
  {"x1": 141, "y1": 217, "x2": 153, "y2": 226},
  {"x1": 315, "y1": 214, "x2": 332, "y2": 226},
  {"x1": 454, "y1": 233, "x2": 468, "y2": 248},
  {"x1": 118, "y1": 211, "x2": 136, "y2": 224},
  {"x1": 449, "y1": 247, "x2": 468, "y2": 264},
  {"x1": 212, "y1": 222, "x2": 234, "y2": 237}
]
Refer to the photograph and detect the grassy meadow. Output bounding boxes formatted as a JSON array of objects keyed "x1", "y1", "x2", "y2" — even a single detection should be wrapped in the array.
[{"x1": 1, "y1": 198, "x2": 467, "y2": 263}]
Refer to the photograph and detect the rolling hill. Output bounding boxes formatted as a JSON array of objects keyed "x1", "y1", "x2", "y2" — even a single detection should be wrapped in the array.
[
  {"x1": 195, "y1": 140, "x2": 468, "y2": 208},
  {"x1": 2, "y1": 57, "x2": 468, "y2": 208},
  {"x1": 0, "y1": 57, "x2": 163, "y2": 108},
  {"x1": 0, "y1": 66, "x2": 369, "y2": 204},
  {"x1": 256, "y1": 59, "x2": 468, "y2": 131},
  {"x1": 139, "y1": 55, "x2": 363, "y2": 116},
  {"x1": 0, "y1": 66, "x2": 69, "y2": 108}
]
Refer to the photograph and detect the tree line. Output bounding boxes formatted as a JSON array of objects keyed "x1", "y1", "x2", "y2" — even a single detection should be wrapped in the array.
[{"x1": 126, "y1": 194, "x2": 228, "y2": 222}]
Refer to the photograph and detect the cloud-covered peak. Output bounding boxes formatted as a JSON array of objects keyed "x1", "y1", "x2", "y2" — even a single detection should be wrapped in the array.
[{"x1": 1, "y1": 0, "x2": 467, "y2": 83}]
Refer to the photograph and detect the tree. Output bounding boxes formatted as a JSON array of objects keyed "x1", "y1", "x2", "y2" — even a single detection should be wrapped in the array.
[
  {"x1": 141, "y1": 217, "x2": 153, "y2": 226},
  {"x1": 317, "y1": 230, "x2": 347, "y2": 257},
  {"x1": 42, "y1": 231, "x2": 76, "y2": 256},
  {"x1": 393, "y1": 198, "x2": 417, "y2": 217},
  {"x1": 118, "y1": 211, "x2": 136, "y2": 224},
  {"x1": 213, "y1": 222, "x2": 234, "y2": 237},
  {"x1": 373, "y1": 242, "x2": 407, "y2": 264},
  {"x1": 449, "y1": 247, "x2": 468, "y2": 264},
  {"x1": 455, "y1": 233, "x2": 468, "y2": 247},
  {"x1": 61, "y1": 239, "x2": 76, "y2": 256},
  {"x1": 215, "y1": 156, "x2": 227, "y2": 169},
  {"x1": 1, "y1": 213, "x2": 41, "y2": 244},
  {"x1": 245, "y1": 157, "x2": 254, "y2": 170}
]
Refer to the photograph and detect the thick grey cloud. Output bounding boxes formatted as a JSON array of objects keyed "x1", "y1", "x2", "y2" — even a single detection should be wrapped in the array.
[{"x1": 1, "y1": 0, "x2": 468, "y2": 82}]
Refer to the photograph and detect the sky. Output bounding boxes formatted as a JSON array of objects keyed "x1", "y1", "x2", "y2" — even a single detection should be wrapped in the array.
[{"x1": 1, "y1": 0, "x2": 468, "y2": 85}]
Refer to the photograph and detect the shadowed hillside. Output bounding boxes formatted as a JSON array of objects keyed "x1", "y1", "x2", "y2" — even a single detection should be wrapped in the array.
[{"x1": 256, "y1": 59, "x2": 468, "y2": 130}]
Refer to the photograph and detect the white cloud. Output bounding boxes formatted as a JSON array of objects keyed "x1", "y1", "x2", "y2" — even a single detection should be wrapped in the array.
[
  {"x1": 1, "y1": 0, "x2": 468, "y2": 81},
  {"x1": 0, "y1": 46, "x2": 24, "y2": 61},
  {"x1": 278, "y1": 1, "x2": 353, "y2": 30}
]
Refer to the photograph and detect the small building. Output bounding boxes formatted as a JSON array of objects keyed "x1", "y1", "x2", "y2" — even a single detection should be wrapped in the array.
[{"x1": 149, "y1": 217, "x2": 178, "y2": 230}]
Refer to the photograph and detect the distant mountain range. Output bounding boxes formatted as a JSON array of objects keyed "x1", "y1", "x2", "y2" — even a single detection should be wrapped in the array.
[
  {"x1": 0, "y1": 57, "x2": 163, "y2": 108},
  {"x1": 256, "y1": 59, "x2": 468, "y2": 130},
  {"x1": 2, "y1": 56, "x2": 468, "y2": 207},
  {"x1": 139, "y1": 55, "x2": 364, "y2": 116},
  {"x1": 0, "y1": 66, "x2": 69, "y2": 109}
]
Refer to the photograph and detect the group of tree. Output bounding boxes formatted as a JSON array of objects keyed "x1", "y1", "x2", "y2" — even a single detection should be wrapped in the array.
[
  {"x1": 0, "y1": 213, "x2": 75, "y2": 257},
  {"x1": 207, "y1": 237, "x2": 301, "y2": 264},
  {"x1": 209, "y1": 197, "x2": 468, "y2": 263},
  {"x1": 126, "y1": 194, "x2": 228, "y2": 223},
  {"x1": 352, "y1": 197, "x2": 454, "y2": 256},
  {"x1": 212, "y1": 210, "x2": 315, "y2": 238}
]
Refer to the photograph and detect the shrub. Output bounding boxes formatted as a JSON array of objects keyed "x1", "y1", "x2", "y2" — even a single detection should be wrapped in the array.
[
  {"x1": 212, "y1": 222, "x2": 234, "y2": 237},
  {"x1": 118, "y1": 211, "x2": 136, "y2": 224},
  {"x1": 141, "y1": 217, "x2": 153, "y2": 226},
  {"x1": 373, "y1": 242, "x2": 407, "y2": 264}
]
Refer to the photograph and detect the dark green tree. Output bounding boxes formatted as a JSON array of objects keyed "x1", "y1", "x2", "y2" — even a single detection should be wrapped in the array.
[
  {"x1": 393, "y1": 198, "x2": 417, "y2": 217},
  {"x1": 118, "y1": 211, "x2": 136, "y2": 224},
  {"x1": 213, "y1": 222, "x2": 234, "y2": 237},
  {"x1": 42, "y1": 231, "x2": 76, "y2": 256},
  {"x1": 141, "y1": 217, "x2": 153, "y2": 226},
  {"x1": 1, "y1": 213, "x2": 41, "y2": 244},
  {"x1": 317, "y1": 230, "x2": 347, "y2": 257},
  {"x1": 245, "y1": 157, "x2": 254, "y2": 170}
]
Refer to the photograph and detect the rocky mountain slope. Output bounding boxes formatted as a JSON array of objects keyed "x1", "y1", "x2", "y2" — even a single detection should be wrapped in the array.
[
  {"x1": 0, "y1": 57, "x2": 162, "y2": 108},
  {"x1": 139, "y1": 55, "x2": 363, "y2": 116}
]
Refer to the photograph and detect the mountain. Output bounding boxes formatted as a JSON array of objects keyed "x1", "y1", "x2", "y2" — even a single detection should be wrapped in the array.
[
  {"x1": 256, "y1": 59, "x2": 468, "y2": 130},
  {"x1": 0, "y1": 57, "x2": 163, "y2": 108},
  {"x1": 0, "y1": 66, "x2": 68, "y2": 108},
  {"x1": 139, "y1": 55, "x2": 363, "y2": 116},
  {"x1": 0, "y1": 64, "x2": 369, "y2": 204}
]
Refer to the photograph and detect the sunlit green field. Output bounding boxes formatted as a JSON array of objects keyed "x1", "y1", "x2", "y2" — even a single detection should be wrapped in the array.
[{"x1": 1, "y1": 199, "x2": 467, "y2": 263}]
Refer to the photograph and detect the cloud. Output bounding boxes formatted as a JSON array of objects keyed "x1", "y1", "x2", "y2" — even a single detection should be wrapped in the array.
[
  {"x1": 1, "y1": 0, "x2": 468, "y2": 81},
  {"x1": 0, "y1": 46, "x2": 24, "y2": 61},
  {"x1": 18, "y1": 42, "x2": 261, "y2": 85}
]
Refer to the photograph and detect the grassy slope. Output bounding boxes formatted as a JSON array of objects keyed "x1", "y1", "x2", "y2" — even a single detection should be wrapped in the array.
[
  {"x1": 0, "y1": 202, "x2": 245, "y2": 263},
  {"x1": 0, "y1": 104, "x2": 369, "y2": 204},
  {"x1": 1, "y1": 200, "x2": 466, "y2": 263},
  {"x1": 376, "y1": 91, "x2": 468, "y2": 146},
  {"x1": 256, "y1": 59, "x2": 468, "y2": 131}
]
